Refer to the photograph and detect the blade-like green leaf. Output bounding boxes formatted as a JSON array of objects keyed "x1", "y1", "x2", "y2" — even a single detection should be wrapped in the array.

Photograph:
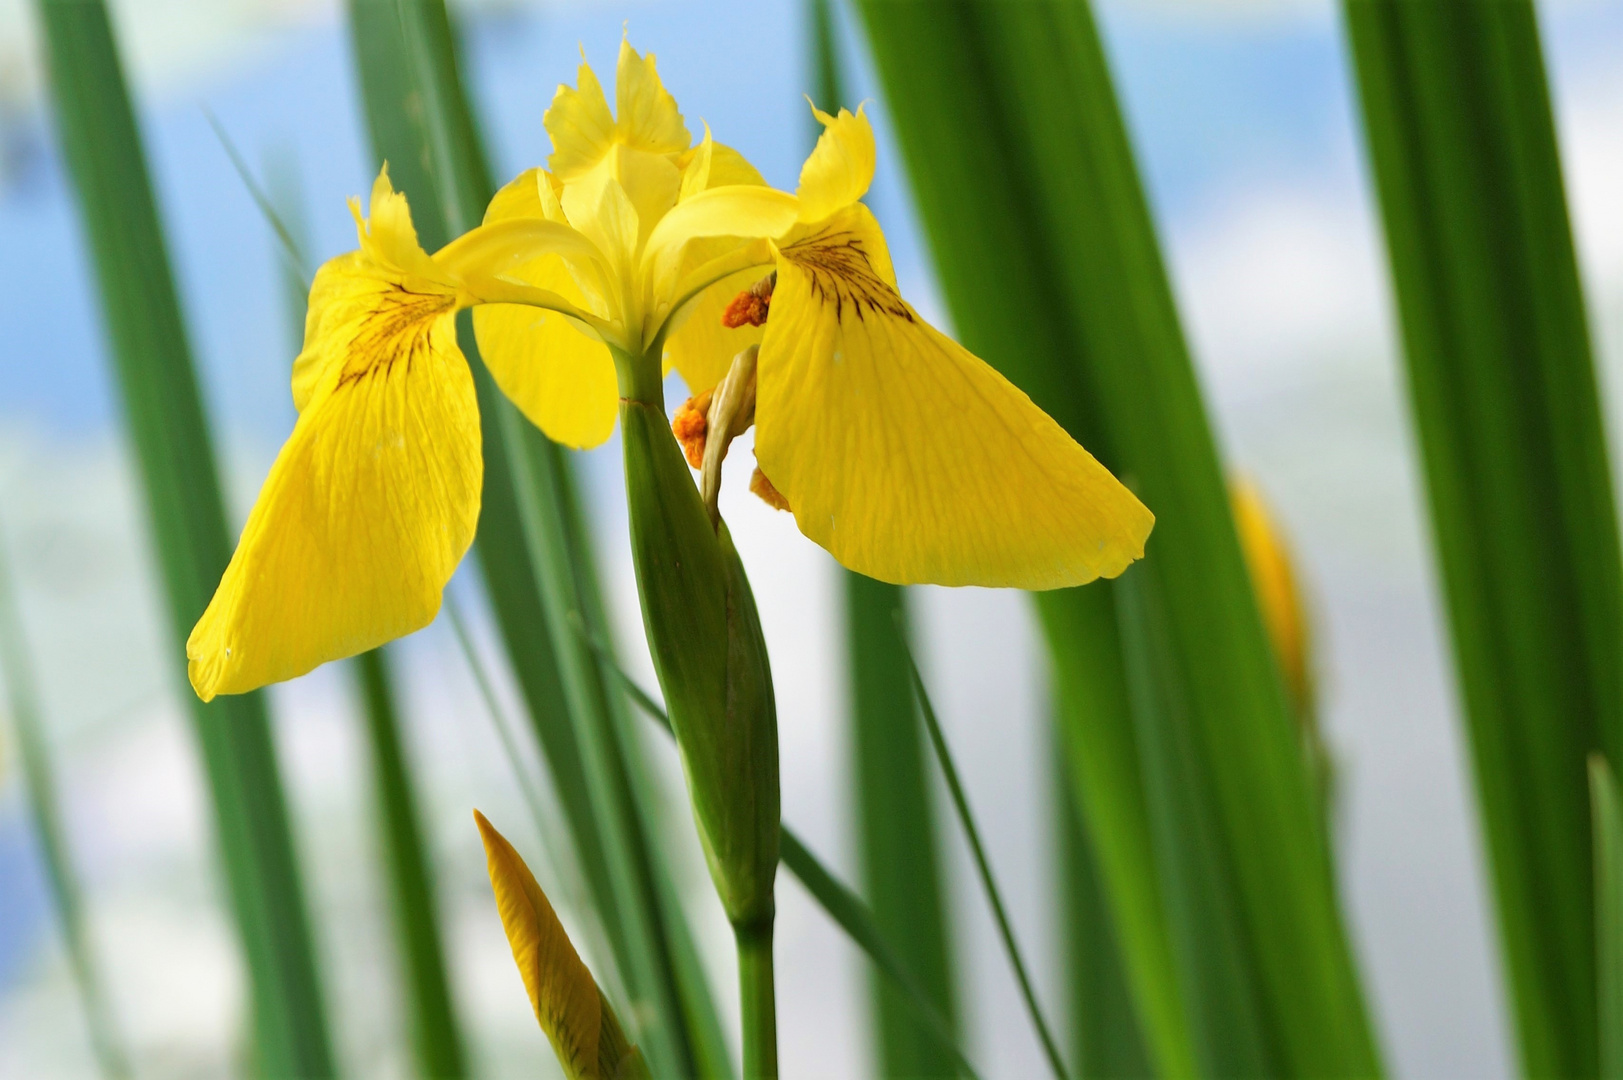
[
  {"x1": 1054, "y1": 742, "x2": 1152, "y2": 1080},
  {"x1": 0, "y1": 521, "x2": 131, "y2": 1080},
  {"x1": 346, "y1": 3, "x2": 729, "y2": 1074},
  {"x1": 901, "y1": 642, "x2": 1070, "y2": 1080},
  {"x1": 1342, "y1": 5, "x2": 1623, "y2": 1076},
  {"x1": 1113, "y1": 567, "x2": 1271, "y2": 1076},
  {"x1": 851, "y1": 3, "x2": 1379, "y2": 1075},
  {"x1": 353, "y1": 648, "x2": 468, "y2": 1078},
  {"x1": 1592, "y1": 755, "x2": 1623, "y2": 1080},
  {"x1": 809, "y1": 3, "x2": 959, "y2": 1074},
  {"x1": 843, "y1": 574, "x2": 960, "y2": 1079},
  {"x1": 32, "y1": 3, "x2": 335, "y2": 1074}
]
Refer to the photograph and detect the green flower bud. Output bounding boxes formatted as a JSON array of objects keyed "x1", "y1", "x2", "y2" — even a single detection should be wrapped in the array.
[{"x1": 616, "y1": 347, "x2": 780, "y2": 931}]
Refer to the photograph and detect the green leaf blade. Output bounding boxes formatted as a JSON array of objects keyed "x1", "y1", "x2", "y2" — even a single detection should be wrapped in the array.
[
  {"x1": 32, "y1": 4, "x2": 337, "y2": 1074},
  {"x1": 850, "y1": 2, "x2": 1379, "y2": 1075},
  {"x1": 1343, "y1": 4, "x2": 1623, "y2": 1076},
  {"x1": 344, "y1": 4, "x2": 729, "y2": 1074},
  {"x1": 1591, "y1": 755, "x2": 1623, "y2": 1080}
]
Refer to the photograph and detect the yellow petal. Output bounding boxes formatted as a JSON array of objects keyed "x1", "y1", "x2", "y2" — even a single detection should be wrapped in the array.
[
  {"x1": 662, "y1": 264, "x2": 765, "y2": 394},
  {"x1": 562, "y1": 167, "x2": 642, "y2": 280},
  {"x1": 475, "y1": 811, "x2": 639, "y2": 1080},
  {"x1": 469, "y1": 169, "x2": 618, "y2": 447},
  {"x1": 1231, "y1": 478, "x2": 1313, "y2": 716},
  {"x1": 614, "y1": 38, "x2": 689, "y2": 155},
  {"x1": 605, "y1": 143, "x2": 682, "y2": 251},
  {"x1": 188, "y1": 259, "x2": 481, "y2": 700},
  {"x1": 641, "y1": 185, "x2": 796, "y2": 307},
  {"x1": 473, "y1": 285, "x2": 617, "y2": 449},
  {"x1": 546, "y1": 55, "x2": 617, "y2": 181},
  {"x1": 662, "y1": 143, "x2": 772, "y2": 391},
  {"x1": 795, "y1": 104, "x2": 876, "y2": 224},
  {"x1": 705, "y1": 142, "x2": 768, "y2": 188},
  {"x1": 755, "y1": 205, "x2": 1153, "y2": 589},
  {"x1": 358, "y1": 165, "x2": 445, "y2": 281}
]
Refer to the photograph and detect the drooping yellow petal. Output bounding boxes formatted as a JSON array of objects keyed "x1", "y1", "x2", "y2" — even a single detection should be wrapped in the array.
[
  {"x1": 755, "y1": 205, "x2": 1153, "y2": 589},
  {"x1": 1231, "y1": 478, "x2": 1314, "y2": 717},
  {"x1": 295, "y1": 169, "x2": 456, "y2": 409},
  {"x1": 188, "y1": 256, "x2": 481, "y2": 700},
  {"x1": 613, "y1": 38, "x2": 689, "y2": 156},
  {"x1": 795, "y1": 104, "x2": 875, "y2": 224},
  {"x1": 474, "y1": 811, "x2": 643, "y2": 1080},
  {"x1": 472, "y1": 168, "x2": 618, "y2": 449},
  {"x1": 546, "y1": 55, "x2": 617, "y2": 181}
]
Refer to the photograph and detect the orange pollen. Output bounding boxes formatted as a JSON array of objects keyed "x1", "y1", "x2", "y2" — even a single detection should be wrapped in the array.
[
  {"x1": 722, "y1": 272, "x2": 776, "y2": 328},
  {"x1": 672, "y1": 390, "x2": 713, "y2": 469},
  {"x1": 750, "y1": 466, "x2": 790, "y2": 512}
]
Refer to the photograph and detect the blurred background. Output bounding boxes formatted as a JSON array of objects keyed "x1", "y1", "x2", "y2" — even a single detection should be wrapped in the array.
[{"x1": 2, "y1": 0, "x2": 1622, "y2": 1076}]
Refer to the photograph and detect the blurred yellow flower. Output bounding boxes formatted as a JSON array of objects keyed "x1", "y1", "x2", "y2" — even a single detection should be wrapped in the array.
[
  {"x1": 186, "y1": 38, "x2": 1153, "y2": 701},
  {"x1": 1231, "y1": 478, "x2": 1314, "y2": 717},
  {"x1": 474, "y1": 810, "x2": 647, "y2": 1080}
]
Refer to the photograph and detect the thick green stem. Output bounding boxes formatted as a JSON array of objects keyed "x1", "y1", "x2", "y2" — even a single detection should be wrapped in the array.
[{"x1": 737, "y1": 922, "x2": 779, "y2": 1079}]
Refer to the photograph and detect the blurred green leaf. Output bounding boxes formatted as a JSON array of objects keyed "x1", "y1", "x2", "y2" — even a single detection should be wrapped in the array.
[
  {"x1": 850, "y1": 2, "x2": 1378, "y2": 1075},
  {"x1": 1343, "y1": 5, "x2": 1623, "y2": 1076},
  {"x1": 809, "y1": 2, "x2": 959, "y2": 1074},
  {"x1": 0, "y1": 522, "x2": 131, "y2": 1080},
  {"x1": 843, "y1": 574, "x2": 960, "y2": 1078},
  {"x1": 1055, "y1": 745, "x2": 1152, "y2": 1080},
  {"x1": 353, "y1": 648, "x2": 468, "y2": 1078},
  {"x1": 1592, "y1": 756, "x2": 1623, "y2": 1080},
  {"x1": 346, "y1": 3, "x2": 730, "y2": 1074},
  {"x1": 32, "y1": 3, "x2": 336, "y2": 1074}
]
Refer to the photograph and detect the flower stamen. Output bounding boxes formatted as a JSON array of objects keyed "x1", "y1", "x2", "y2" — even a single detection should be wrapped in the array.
[
  {"x1": 749, "y1": 466, "x2": 790, "y2": 512},
  {"x1": 721, "y1": 272, "x2": 776, "y2": 328},
  {"x1": 672, "y1": 389, "x2": 713, "y2": 469}
]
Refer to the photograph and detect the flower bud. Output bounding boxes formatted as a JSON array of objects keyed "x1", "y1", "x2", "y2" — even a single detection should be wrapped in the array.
[
  {"x1": 617, "y1": 379, "x2": 779, "y2": 931},
  {"x1": 475, "y1": 811, "x2": 650, "y2": 1080}
]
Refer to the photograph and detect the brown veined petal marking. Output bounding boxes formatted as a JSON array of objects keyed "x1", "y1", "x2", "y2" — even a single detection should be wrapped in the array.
[
  {"x1": 755, "y1": 203, "x2": 1154, "y2": 590},
  {"x1": 187, "y1": 257, "x2": 483, "y2": 700}
]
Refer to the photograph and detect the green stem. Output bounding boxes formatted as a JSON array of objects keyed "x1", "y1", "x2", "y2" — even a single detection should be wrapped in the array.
[{"x1": 737, "y1": 922, "x2": 779, "y2": 1079}]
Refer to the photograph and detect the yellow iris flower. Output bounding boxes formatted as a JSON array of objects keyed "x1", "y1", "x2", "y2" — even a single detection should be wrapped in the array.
[{"x1": 186, "y1": 39, "x2": 1152, "y2": 702}]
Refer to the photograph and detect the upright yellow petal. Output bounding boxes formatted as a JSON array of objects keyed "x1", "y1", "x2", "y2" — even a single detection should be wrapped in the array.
[
  {"x1": 475, "y1": 811, "x2": 643, "y2": 1080},
  {"x1": 360, "y1": 165, "x2": 445, "y2": 281},
  {"x1": 188, "y1": 256, "x2": 481, "y2": 700},
  {"x1": 662, "y1": 142, "x2": 773, "y2": 393},
  {"x1": 614, "y1": 38, "x2": 689, "y2": 155},
  {"x1": 547, "y1": 56, "x2": 617, "y2": 181},
  {"x1": 755, "y1": 205, "x2": 1153, "y2": 589},
  {"x1": 795, "y1": 104, "x2": 875, "y2": 224},
  {"x1": 473, "y1": 168, "x2": 618, "y2": 449},
  {"x1": 562, "y1": 167, "x2": 643, "y2": 281}
]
